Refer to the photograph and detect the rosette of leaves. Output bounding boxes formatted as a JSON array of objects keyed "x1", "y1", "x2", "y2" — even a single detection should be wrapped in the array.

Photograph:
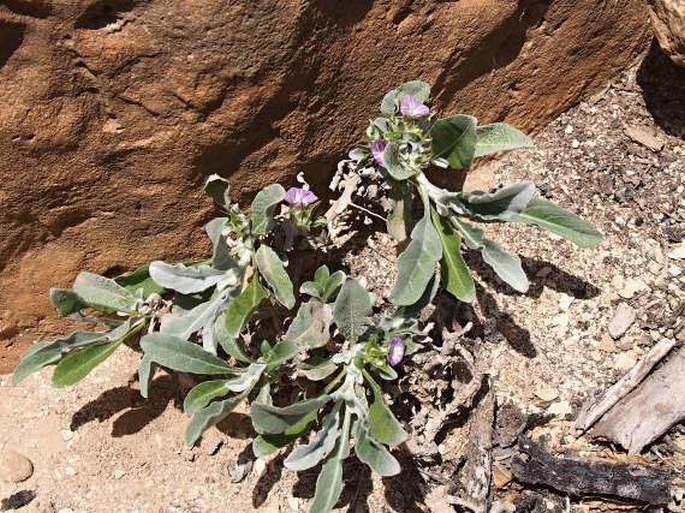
[{"x1": 349, "y1": 80, "x2": 603, "y2": 308}]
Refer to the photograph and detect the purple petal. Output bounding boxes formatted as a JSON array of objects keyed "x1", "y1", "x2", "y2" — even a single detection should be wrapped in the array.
[
  {"x1": 387, "y1": 336, "x2": 405, "y2": 366},
  {"x1": 285, "y1": 187, "x2": 319, "y2": 208},
  {"x1": 370, "y1": 140, "x2": 387, "y2": 168},
  {"x1": 399, "y1": 95, "x2": 429, "y2": 119}
]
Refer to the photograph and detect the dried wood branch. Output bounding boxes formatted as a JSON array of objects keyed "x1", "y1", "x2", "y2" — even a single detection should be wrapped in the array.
[
  {"x1": 575, "y1": 337, "x2": 677, "y2": 434},
  {"x1": 512, "y1": 437, "x2": 674, "y2": 505},
  {"x1": 592, "y1": 345, "x2": 685, "y2": 454}
]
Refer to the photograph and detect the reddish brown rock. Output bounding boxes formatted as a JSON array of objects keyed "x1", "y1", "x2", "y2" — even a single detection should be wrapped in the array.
[
  {"x1": 0, "y1": 1, "x2": 650, "y2": 371},
  {"x1": 648, "y1": 0, "x2": 685, "y2": 66}
]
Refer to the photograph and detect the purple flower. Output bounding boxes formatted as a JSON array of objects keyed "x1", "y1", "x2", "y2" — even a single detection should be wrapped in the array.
[
  {"x1": 399, "y1": 95, "x2": 429, "y2": 119},
  {"x1": 387, "y1": 336, "x2": 405, "y2": 367},
  {"x1": 285, "y1": 187, "x2": 318, "y2": 208},
  {"x1": 370, "y1": 140, "x2": 387, "y2": 168}
]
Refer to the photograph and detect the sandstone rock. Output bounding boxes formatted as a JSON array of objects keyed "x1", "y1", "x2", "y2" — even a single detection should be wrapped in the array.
[
  {"x1": 0, "y1": 1, "x2": 650, "y2": 370},
  {"x1": 648, "y1": 0, "x2": 685, "y2": 66},
  {"x1": 0, "y1": 448, "x2": 34, "y2": 483}
]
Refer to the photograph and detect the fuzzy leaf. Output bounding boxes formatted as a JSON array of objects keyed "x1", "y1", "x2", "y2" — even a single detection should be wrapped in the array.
[
  {"x1": 431, "y1": 211, "x2": 475, "y2": 303},
  {"x1": 251, "y1": 395, "x2": 330, "y2": 435},
  {"x1": 481, "y1": 240, "x2": 529, "y2": 293},
  {"x1": 380, "y1": 81, "x2": 431, "y2": 115},
  {"x1": 140, "y1": 333, "x2": 238, "y2": 375},
  {"x1": 456, "y1": 182, "x2": 536, "y2": 221},
  {"x1": 474, "y1": 122, "x2": 534, "y2": 158},
  {"x1": 511, "y1": 198, "x2": 603, "y2": 248},
  {"x1": 389, "y1": 213, "x2": 442, "y2": 306},
  {"x1": 285, "y1": 403, "x2": 341, "y2": 471},
  {"x1": 204, "y1": 174, "x2": 231, "y2": 209},
  {"x1": 383, "y1": 141, "x2": 415, "y2": 180},
  {"x1": 430, "y1": 115, "x2": 478, "y2": 170},
  {"x1": 299, "y1": 359, "x2": 339, "y2": 381},
  {"x1": 49, "y1": 288, "x2": 86, "y2": 316},
  {"x1": 114, "y1": 264, "x2": 165, "y2": 296},
  {"x1": 450, "y1": 217, "x2": 485, "y2": 250},
  {"x1": 73, "y1": 272, "x2": 138, "y2": 313},
  {"x1": 283, "y1": 301, "x2": 332, "y2": 350},
  {"x1": 387, "y1": 190, "x2": 412, "y2": 242},
  {"x1": 185, "y1": 392, "x2": 247, "y2": 446},
  {"x1": 251, "y1": 184, "x2": 286, "y2": 236},
  {"x1": 138, "y1": 355, "x2": 156, "y2": 399},
  {"x1": 52, "y1": 339, "x2": 123, "y2": 388},
  {"x1": 354, "y1": 423, "x2": 401, "y2": 476},
  {"x1": 255, "y1": 245, "x2": 295, "y2": 309},
  {"x1": 183, "y1": 379, "x2": 233, "y2": 414},
  {"x1": 367, "y1": 375, "x2": 407, "y2": 446},
  {"x1": 224, "y1": 278, "x2": 267, "y2": 343},
  {"x1": 332, "y1": 279, "x2": 373, "y2": 342},
  {"x1": 149, "y1": 261, "x2": 225, "y2": 295},
  {"x1": 310, "y1": 409, "x2": 351, "y2": 513}
]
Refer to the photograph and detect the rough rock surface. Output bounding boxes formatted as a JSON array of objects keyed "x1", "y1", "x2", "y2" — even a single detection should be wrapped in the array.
[
  {"x1": 0, "y1": 449, "x2": 33, "y2": 483},
  {"x1": 648, "y1": 0, "x2": 685, "y2": 66},
  {"x1": 0, "y1": 0, "x2": 650, "y2": 371}
]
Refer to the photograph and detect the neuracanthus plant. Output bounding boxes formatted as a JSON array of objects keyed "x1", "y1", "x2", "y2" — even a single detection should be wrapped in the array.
[{"x1": 12, "y1": 81, "x2": 601, "y2": 512}]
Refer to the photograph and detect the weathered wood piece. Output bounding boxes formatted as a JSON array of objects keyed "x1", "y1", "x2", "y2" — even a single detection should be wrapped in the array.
[
  {"x1": 512, "y1": 438, "x2": 673, "y2": 505},
  {"x1": 592, "y1": 345, "x2": 685, "y2": 454},
  {"x1": 575, "y1": 337, "x2": 677, "y2": 434},
  {"x1": 447, "y1": 385, "x2": 495, "y2": 513}
]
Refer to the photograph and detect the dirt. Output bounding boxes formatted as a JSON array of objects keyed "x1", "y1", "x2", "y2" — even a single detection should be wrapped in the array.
[{"x1": 1, "y1": 47, "x2": 684, "y2": 512}]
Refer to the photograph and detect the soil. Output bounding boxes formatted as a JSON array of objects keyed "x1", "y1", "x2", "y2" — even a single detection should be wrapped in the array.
[{"x1": 1, "y1": 47, "x2": 683, "y2": 512}]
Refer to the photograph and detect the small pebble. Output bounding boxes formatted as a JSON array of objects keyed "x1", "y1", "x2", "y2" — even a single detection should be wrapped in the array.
[
  {"x1": 548, "y1": 400, "x2": 573, "y2": 417},
  {"x1": 564, "y1": 124, "x2": 574, "y2": 134},
  {"x1": 535, "y1": 387, "x2": 559, "y2": 402},
  {"x1": 0, "y1": 449, "x2": 34, "y2": 483},
  {"x1": 558, "y1": 293, "x2": 574, "y2": 311},
  {"x1": 618, "y1": 278, "x2": 648, "y2": 299},
  {"x1": 571, "y1": 139, "x2": 580, "y2": 149},
  {"x1": 669, "y1": 244, "x2": 685, "y2": 260},
  {"x1": 613, "y1": 352, "x2": 638, "y2": 372},
  {"x1": 608, "y1": 303, "x2": 636, "y2": 339}
]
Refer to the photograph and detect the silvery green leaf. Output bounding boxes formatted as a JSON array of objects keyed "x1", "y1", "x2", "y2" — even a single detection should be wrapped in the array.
[
  {"x1": 310, "y1": 408, "x2": 351, "y2": 513},
  {"x1": 12, "y1": 341, "x2": 63, "y2": 384},
  {"x1": 387, "y1": 189, "x2": 412, "y2": 242},
  {"x1": 185, "y1": 391, "x2": 247, "y2": 446},
  {"x1": 52, "y1": 338, "x2": 123, "y2": 388},
  {"x1": 456, "y1": 182, "x2": 535, "y2": 220},
  {"x1": 431, "y1": 210, "x2": 475, "y2": 303},
  {"x1": 474, "y1": 122, "x2": 534, "y2": 158},
  {"x1": 372, "y1": 117, "x2": 389, "y2": 131},
  {"x1": 161, "y1": 295, "x2": 227, "y2": 341},
  {"x1": 430, "y1": 115, "x2": 478, "y2": 170},
  {"x1": 73, "y1": 272, "x2": 138, "y2": 314},
  {"x1": 214, "y1": 313, "x2": 252, "y2": 363},
  {"x1": 149, "y1": 261, "x2": 225, "y2": 295},
  {"x1": 348, "y1": 147, "x2": 369, "y2": 162},
  {"x1": 262, "y1": 339, "x2": 298, "y2": 368},
  {"x1": 138, "y1": 355, "x2": 156, "y2": 399},
  {"x1": 481, "y1": 239, "x2": 529, "y2": 293},
  {"x1": 140, "y1": 333, "x2": 239, "y2": 375},
  {"x1": 204, "y1": 217, "x2": 238, "y2": 271},
  {"x1": 380, "y1": 89, "x2": 400, "y2": 116},
  {"x1": 283, "y1": 301, "x2": 332, "y2": 350},
  {"x1": 510, "y1": 198, "x2": 602, "y2": 248},
  {"x1": 255, "y1": 245, "x2": 295, "y2": 309},
  {"x1": 223, "y1": 278, "x2": 267, "y2": 346},
  {"x1": 251, "y1": 395, "x2": 331, "y2": 435},
  {"x1": 251, "y1": 184, "x2": 286, "y2": 236},
  {"x1": 354, "y1": 422, "x2": 400, "y2": 476},
  {"x1": 450, "y1": 217, "x2": 485, "y2": 250},
  {"x1": 299, "y1": 359, "x2": 339, "y2": 381},
  {"x1": 383, "y1": 141, "x2": 414, "y2": 180},
  {"x1": 398, "y1": 80, "x2": 431, "y2": 101},
  {"x1": 183, "y1": 379, "x2": 233, "y2": 414},
  {"x1": 50, "y1": 288, "x2": 86, "y2": 316},
  {"x1": 366, "y1": 374, "x2": 407, "y2": 446},
  {"x1": 225, "y1": 362, "x2": 265, "y2": 393},
  {"x1": 389, "y1": 212, "x2": 442, "y2": 306},
  {"x1": 321, "y1": 271, "x2": 346, "y2": 303},
  {"x1": 332, "y1": 278, "x2": 373, "y2": 343},
  {"x1": 114, "y1": 264, "x2": 166, "y2": 297},
  {"x1": 285, "y1": 403, "x2": 341, "y2": 471},
  {"x1": 204, "y1": 174, "x2": 231, "y2": 209}
]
